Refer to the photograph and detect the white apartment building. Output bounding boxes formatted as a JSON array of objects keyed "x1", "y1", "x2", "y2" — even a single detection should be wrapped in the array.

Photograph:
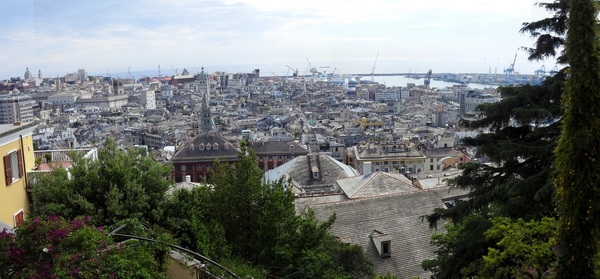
[
  {"x1": 0, "y1": 94, "x2": 34, "y2": 124},
  {"x1": 141, "y1": 90, "x2": 157, "y2": 110}
]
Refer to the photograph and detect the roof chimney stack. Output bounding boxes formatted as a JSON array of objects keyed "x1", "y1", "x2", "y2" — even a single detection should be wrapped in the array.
[{"x1": 363, "y1": 162, "x2": 372, "y2": 176}]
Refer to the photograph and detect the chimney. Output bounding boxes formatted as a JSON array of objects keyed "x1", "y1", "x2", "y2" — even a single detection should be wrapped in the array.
[
  {"x1": 363, "y1": 162, "x2": 372, "y2": 176},
  {"x1": 185, "y1": 175, "x2": 191, "y2": 183}
]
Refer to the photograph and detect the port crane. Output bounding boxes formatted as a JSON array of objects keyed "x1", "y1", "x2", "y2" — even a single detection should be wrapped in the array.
[
  {"x1": 504, "y1": 53, "x2": 517, "y2": 75},
  {"x1": 306, "y1": 58, "x2": 317, "y2": 76},
  {"x1": 127, "y1": 67, "x2": 135, "y2": 85},
  {"x1": 535, "y1": 65, "x2": 546, "y2": 76},
  {"x1": 424, "y1": 69, "x2": 432, "y2": 89},
  {"x1": 286, "y1": 65, "x2": 299, "y2": 78},
  {"x1": 370, "y1": 51, "x2": 379, "y2": 82}
]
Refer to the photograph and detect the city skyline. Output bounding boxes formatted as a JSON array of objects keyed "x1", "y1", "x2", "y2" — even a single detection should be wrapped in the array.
[{"x1": 3, "y1": 0, "x2": 556, "y2": 79}]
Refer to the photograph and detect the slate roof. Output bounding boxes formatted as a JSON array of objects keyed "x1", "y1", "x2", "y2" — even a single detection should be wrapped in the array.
[
  {"x1": 263, "y1": 154, "x2": 359, "y2": 194},
  {"x1": 337, "y1": 171, "x2": 418, "y2": 199},
  {"x1": 354, "y1": 142, "x2": 426, "y2": 161},
  {"x1": 170, "y1": 132, "x2": 240, "y2": 163},
  {"x1": 246, "y1": 140, "x2": 308, "y2": 155},
  {"x1": 310, "y1": 186, "x2": 464, "y2": 279}
]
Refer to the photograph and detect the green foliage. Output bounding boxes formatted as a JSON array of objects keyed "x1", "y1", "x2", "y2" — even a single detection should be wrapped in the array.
[
  {"x1": 520, "y1": 0, "x2": 569, "y2": 63},
  {"x1": 554, "y1": 0, "x2": 600, "y2": 277},
  {"x1": 162, "y1": 140, "x2": 373, "y2": 279},
  {"x1": 463, "y1": 217, "x2": 557, "y2": 278},
  {"x1": 0, "y1": 215, "x2": 169, "y2": 279},
  {"x1": 32, "y1": 137, "x2": 173, "y2": 226},
  {"x1": 422, "y1": 59, "x2": 566, "y2": 279},
  {"x1": 422, "y1": 212, "x2": 495, "y2": 279},
  {"x1": 375, "y1": 273, "x2": 399, "y2": 279}
]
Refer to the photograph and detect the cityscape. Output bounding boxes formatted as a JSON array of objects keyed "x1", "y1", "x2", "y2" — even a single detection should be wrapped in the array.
[
  {"x1": 1, "y1": 0, "x2": 589, "y2": 278},
  {"x1": 0, "y1": 62, "x2": 522, "y2": 277}
]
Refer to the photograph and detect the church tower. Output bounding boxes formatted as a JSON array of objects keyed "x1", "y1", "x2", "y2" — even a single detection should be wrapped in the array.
[
  {"x1": 112, "y1": 80, "x2": 124, "y2": 95},
  {"x1": 199, "y1": 93, "x2": 213, "y2": 133},
  {"x1": 56, "y1": 76, "x2": 62, "y2": 91},
  {"x1": 197, "y1": 67, "x2": 210, "y2": 103}
]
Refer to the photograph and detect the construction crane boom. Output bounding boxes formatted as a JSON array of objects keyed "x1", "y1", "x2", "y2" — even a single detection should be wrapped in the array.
[
  {"x1": 286, "y1": 65, "x2": 299, "y2": 78},
  {"x1": 371, "y1": 52, "x2": 379, "y2": 82},
  {"x1": 306, "y1": 58, "x2": 317, "y2": 76}
]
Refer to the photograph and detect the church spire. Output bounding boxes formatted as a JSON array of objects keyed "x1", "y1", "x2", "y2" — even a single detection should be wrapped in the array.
[{"x1": 199, "y1": 93, "x2": 213, "y2": 133}]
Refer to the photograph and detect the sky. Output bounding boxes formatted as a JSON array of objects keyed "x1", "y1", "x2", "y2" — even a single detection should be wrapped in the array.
[{"x1": 1, "y1": 0, "x2": 558, "y2": 79}]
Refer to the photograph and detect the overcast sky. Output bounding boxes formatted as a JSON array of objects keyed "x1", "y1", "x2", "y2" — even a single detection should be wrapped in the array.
[{"x1": 2, "y1": 0, "x2": 557, "y2": 79}]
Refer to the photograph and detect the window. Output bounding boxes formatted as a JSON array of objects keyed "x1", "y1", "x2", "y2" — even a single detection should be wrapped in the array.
[
  {"x1": 381, "y1": 241, "x2": 391, "y2": 257},
  {"x1": 4, "y1": 150, "x2": 23, "y2": 185},
  {"x1": 14, "y1": 209, "x2": 24, "y2": 227}
]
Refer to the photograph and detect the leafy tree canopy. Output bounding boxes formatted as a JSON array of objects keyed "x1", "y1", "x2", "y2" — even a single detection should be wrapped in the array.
[
  {"x1": 32, "y1": 137, "x2": 173, "y2": 226},
  {"x1": 162, "y1": 141, "x2": 374, "y2": 279}
]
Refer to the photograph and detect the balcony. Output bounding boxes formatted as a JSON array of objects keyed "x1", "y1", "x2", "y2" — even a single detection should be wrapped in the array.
[{"x1": 27, "y1": 148, "x2": 98, "y2": 189}]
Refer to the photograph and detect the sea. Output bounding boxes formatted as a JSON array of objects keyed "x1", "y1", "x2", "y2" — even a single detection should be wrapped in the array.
[{"x1": 115, "y1": 60, "x2": 497, "y2": 90}]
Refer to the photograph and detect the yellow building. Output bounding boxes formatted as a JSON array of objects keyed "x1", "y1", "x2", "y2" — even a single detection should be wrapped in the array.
[{"x1": 0, "y1": 122, "x2": 36, "y2": 230}]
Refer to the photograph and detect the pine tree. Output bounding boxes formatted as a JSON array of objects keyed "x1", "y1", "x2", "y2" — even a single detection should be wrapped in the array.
[
  {"x1": 554, "y1": 0, "x2": 600, "y2": 277},
  {"x1": 422, "y1": 74, "x2": 564, "y2": 278},
  {"x1": 520, "y1": 0, "x2": 570, "y2": 63}
]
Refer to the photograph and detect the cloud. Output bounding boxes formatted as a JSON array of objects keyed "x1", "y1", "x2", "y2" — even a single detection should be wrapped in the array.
[{"x1": 0, "y1": 0, "x2": 553, "y2": 78}]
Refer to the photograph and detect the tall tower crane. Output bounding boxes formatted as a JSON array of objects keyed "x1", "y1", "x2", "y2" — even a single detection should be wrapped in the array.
[
  {"x1": 127, "y1": 67, "x2": 135, "y2": 84},
  {"x1": 370, "y1": 52, "x2": 379, "y2": 82},
  {"x1": 286, "y1": 65, "x2": 299, "y2": 78}
]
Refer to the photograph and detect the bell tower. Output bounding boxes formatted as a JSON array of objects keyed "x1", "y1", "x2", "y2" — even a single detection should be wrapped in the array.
[{"x1": 199, "y1": 93, "x2": 213, "y2": 133}]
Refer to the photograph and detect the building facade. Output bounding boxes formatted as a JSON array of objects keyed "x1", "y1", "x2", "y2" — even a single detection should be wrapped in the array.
[
  {"x1": 0, "y1": 94, "x2": 34, "y2": 124},
  {"x1": 347, "y1": 140, "x2": 427, "y2": 174},
  {"x1": 0, "y1": 122, "x2": 36, "y2": 229}
]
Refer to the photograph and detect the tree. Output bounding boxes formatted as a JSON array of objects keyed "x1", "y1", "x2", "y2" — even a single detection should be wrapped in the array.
[
  {"x1": 553, "y1": 0, "x2": 600, "y2": 277},
  {"x1": 32, "y1": 137, "x2": 173, "y2": 226},
  {"x1": 520, "y1": 0, "x2": 569, "y2": 63},
  {"x1": 463, "y1": 217, "x2": 557, "y2": 278},
  {"x1": 0, "y1": 215, "x2": 170, "y2": 279},
  {"x1": 422, "y1": 212, "x2": 496, "y2": 279},
  {"x1": 161, "y1": 141, "x2": 373, "y2": 279},
  {"x1": 422, "y1": 48, "x2": 566, "y2": 279}
]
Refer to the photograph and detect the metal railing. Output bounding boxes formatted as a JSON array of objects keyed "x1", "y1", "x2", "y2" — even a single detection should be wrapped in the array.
[
  {"x1": 27, "y1": 148, "x2": 97, "y2": 188},
  {"x1": 33, "y1": 148, "x2": 97, "y2": 163}
]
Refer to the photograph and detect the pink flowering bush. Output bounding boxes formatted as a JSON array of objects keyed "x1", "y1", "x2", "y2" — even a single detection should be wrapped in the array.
[{"x1": 0, "y1": 215, "x2": 169, "y2": 279}]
